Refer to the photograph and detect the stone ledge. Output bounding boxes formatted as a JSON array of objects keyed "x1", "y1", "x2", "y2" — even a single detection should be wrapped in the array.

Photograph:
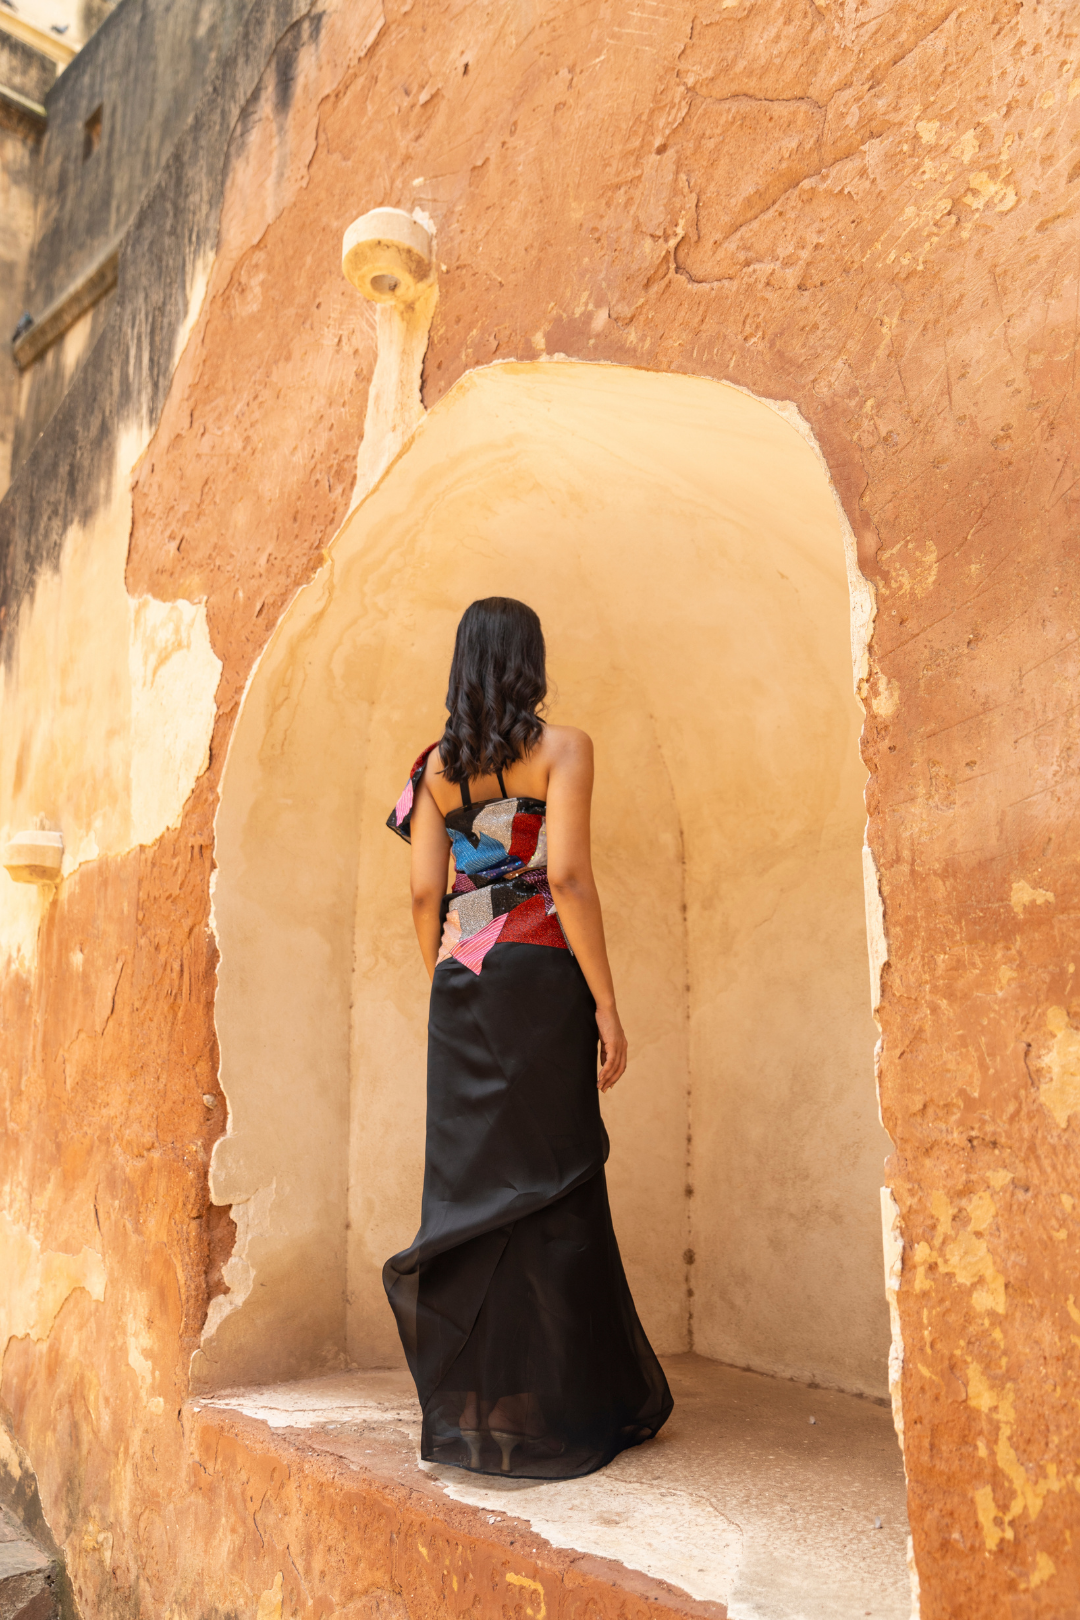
[
  {"x1": 0, "y1": 1506, "x2": 57, "y2": 1620},
  {"x1": 12, "y1": 242, "x2": 119, "y2": 371},
  {"x1": 187, "y1": 1356, "x2": 910, "y2": 1618},
  {"x1": 185, "y1": 1400, "x2": 727, "y2": 1620},
  {"x1": 0, "y1": 82, "x2": 47, "y2": 133},
  {"x1": 0, "y1": 16, "x2": 75, "y2": 68}
]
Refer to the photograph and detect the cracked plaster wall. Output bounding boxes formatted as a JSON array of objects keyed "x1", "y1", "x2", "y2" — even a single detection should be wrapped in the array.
[{"x1": 0, "y1": 0, "x2": 1077, "y2": 1615}]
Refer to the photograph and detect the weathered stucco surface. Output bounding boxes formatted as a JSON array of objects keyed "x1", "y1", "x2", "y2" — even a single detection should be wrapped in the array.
[{"x1": 2, "y1": 0, "x2": 1079, "y2": 1615}]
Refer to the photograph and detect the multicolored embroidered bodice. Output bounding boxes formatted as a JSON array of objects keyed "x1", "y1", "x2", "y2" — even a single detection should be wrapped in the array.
[{"x1": 387, "y1": 743, "x2": 568, "y2": 974}]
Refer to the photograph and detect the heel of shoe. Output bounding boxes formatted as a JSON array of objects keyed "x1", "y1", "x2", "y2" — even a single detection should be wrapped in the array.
[
  {"x1": 460, "y1": 1427, "x2": 483, "y2": 1469},
  {"x1": 490, "y1": 1429, "x2": 521, "y2": 1473}
]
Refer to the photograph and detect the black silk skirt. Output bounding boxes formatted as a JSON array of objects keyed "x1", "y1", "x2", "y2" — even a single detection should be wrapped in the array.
[{"x1": 384, "y1": 942, "x2": 673, "y2": 1479}]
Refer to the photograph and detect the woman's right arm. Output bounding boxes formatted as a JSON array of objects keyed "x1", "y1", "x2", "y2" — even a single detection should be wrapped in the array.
[
  {"x1": 409, "y1": 768, "x2": 451, "y2": 980},
  {"x1": 544, "y1": 729, "x2": 628, "y2": 1091}
]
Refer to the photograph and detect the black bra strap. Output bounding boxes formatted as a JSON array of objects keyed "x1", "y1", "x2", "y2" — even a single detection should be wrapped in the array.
[{"x1": 461, "y1": 770, "x2": 507, "y2": 806}]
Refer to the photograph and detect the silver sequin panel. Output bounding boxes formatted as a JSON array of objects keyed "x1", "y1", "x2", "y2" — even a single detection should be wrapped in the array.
[{"x1": 470, "y1": 800, "x2": 547, "y2": 871}]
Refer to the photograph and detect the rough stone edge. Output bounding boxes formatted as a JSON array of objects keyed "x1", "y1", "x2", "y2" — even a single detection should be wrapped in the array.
[{"x1": 0, "y1": 1408, "x2": 74, "y2": 1620}]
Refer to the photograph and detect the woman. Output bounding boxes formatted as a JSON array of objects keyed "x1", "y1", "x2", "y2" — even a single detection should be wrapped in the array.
[{"x1": 384, "y1": 597, "x2": 672, "y2": 1479}]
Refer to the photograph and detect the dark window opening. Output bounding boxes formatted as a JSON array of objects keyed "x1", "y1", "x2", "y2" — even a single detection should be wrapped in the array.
[{"x1": 83, "y1": 106, "x2": 103, "y2": 161}]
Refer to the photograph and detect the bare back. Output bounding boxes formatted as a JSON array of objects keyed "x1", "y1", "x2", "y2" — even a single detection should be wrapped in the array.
[{"x1": 421, "y1": 723, "x2": 581, "y2": 815}]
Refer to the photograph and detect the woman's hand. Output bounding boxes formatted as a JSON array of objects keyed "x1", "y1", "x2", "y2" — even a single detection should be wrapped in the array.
[{"x1": 596, "y1": 1004, "x2": 627, "y2": 1092}]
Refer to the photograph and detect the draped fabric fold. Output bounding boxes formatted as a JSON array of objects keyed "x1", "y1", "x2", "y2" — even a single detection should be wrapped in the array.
[{"x1": 384, "y1": 943, "x2": 673, "y2": 1479}]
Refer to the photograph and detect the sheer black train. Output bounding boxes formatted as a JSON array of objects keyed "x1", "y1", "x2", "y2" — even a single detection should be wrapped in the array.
[{"x1": 384, "y1": 943, "x2": 673, "y2": 1479}]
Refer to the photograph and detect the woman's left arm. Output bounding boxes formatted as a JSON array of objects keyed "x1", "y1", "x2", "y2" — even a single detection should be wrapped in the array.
[{"x1": 409, "y1": 767, "x2": 451, "y2": 979}]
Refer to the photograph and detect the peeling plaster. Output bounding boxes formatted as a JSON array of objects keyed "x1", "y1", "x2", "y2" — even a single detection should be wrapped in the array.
[
  {"x1": 128, "y1": 594, "x2": 219, "y2": 846},
  {"x1": 880, "y1": 1188, "x2": 905, "y2": 1449},
  {"x1": 0, "y1": 409, "x2": 222, "y2": 973},
  {"x1": 198, "y1": 1181, "x2": 276, "y2": 1349},
  {"x1": 255, "y1": 1571, "x2": 283, "y2": 1620},
  {"x1": 968, "y1": 1356, "x2": 1072, "y2": 1553},
  {"x1": 913, "y1": 1189, "x2": 1007, "y2": 1318},
  {"x1": 863, "y1": 842, "x2": 888, "y2": 1015}
]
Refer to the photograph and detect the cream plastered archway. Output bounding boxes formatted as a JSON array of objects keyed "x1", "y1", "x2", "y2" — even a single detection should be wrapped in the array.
[{"x1": 197, "y1": 361, "x2": 889, "y2": 1401}]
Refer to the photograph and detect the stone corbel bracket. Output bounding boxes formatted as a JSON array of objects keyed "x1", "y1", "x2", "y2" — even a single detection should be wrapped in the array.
[
  {"x1": 341, "y1": 207, "x2": 438, "y2": 508},
  {"x1": 3, "y1": 828, "x2": 64, "y2": 884}
]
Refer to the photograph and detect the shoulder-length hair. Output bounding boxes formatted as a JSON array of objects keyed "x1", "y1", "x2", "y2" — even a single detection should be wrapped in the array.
[{"x1": 439, "y1": 597, "x2": 546, "y2": 784}]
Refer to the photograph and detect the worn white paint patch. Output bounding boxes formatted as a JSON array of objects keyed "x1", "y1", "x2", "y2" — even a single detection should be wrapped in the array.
[
  {"x1": 1011, "y1": 879, "x2": 1054, "y2": 915},
  {"x1": 255, "y1": 1572, "x2": 283, "y2": 1620},
  {"x1": 0, "y1": 1211, "x2": 106, "y2": 1343},
  {"x1": 1036, "y1": 1008, "x2": 1080, "y2": 1129},
  {"x1": 128, "y1": 594, "x2": 219, "y2": 845},
  {"x1": 864, "y1": 842, "x2": 888, "y2": 1015},
  {"x1": 880, "y1": 1188, "x2": 905, "y2": 1450},
  {"x1": 126, "y1": 1310, "x2": 164, "y2": 1411},
  {"x1": 0, "y1": 414, "x2": 222, "y2": 976}
]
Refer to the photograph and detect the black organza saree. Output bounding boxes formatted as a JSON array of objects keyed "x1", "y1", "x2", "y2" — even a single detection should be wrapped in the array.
[{"x1": 384, "y1": 751, "x2": 672, "y2": 1479}]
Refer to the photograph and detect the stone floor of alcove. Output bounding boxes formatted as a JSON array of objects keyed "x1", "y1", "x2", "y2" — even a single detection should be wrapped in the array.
[{"x1": 197, "y1": 1353, "x2": 910, "y2": 1620}]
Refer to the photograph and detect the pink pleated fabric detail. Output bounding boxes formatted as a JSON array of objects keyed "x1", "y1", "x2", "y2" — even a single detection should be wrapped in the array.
[
  {"x1": 451, "y1": 911, "x2": 509, "y2": 975},
  {"x1": 394, "y1": 778, "x2": 415, "y2": 826}
]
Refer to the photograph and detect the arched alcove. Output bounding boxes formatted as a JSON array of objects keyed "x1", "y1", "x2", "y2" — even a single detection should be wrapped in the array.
[{"x1": 196, "y1": 361, "x2": 889, "y2": 1404}]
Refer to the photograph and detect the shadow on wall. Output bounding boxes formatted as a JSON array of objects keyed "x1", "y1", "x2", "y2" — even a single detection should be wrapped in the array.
[{"x1": 197, "y1": 362, "x2": 890, "y2": 1404}]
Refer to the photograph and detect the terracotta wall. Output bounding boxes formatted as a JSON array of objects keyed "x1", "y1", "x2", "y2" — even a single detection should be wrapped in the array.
[{"x1": 1, "y1": 0, "x2": 1079, "y2": 1615}]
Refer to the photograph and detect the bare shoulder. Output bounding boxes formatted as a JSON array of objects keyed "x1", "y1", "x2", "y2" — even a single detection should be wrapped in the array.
[
  {"x1": 418, "y1": 742, "x2": 450, "y2": 805},
  {"x1": 542, "y1": 725, "x2": 593, "y2": 766}
]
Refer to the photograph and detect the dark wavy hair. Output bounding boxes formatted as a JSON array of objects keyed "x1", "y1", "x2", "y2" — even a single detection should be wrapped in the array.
[{"x1": 439, "y1": 598, "x2": 547, "y2": 784}]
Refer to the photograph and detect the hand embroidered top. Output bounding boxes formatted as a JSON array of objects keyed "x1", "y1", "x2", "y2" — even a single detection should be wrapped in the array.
[{"x1": 387, "y1": 744, "x2": 569, "y2": 975}]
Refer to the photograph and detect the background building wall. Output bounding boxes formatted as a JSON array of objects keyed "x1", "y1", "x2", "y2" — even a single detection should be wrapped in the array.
[
  {"x1": 0, "y1": 1, "x2": 120, "y2": 496},
  {"x1": 0, "y1": 0, "x2": 1078, "y2": 1616},
  {"x1": 0, "y1": 33, "x2": 53, "y2": 493},
  {"x1": 8, "y1": 0, "x2": 249, "y2": 473}
]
